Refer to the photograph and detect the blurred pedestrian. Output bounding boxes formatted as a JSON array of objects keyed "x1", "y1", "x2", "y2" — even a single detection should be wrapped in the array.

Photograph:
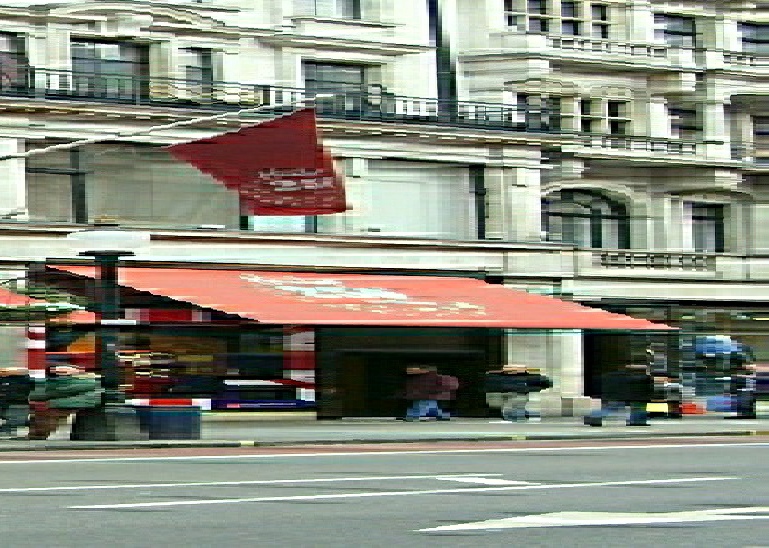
[
  {"x1": 401, "y1": 365, "x2": 457, "y2": 421},
  {"x1": 585, "y1": 364, "x2": 653, "y2": 427},
  {"x1": 0, "y1": 367, "x2": 32, "y2": 438},
  {"x1": 485, "y1": 365, "x2": 552, "y2": 422},
  {"x1": 28, "y1": 364, "x2": 103, "y2": 440}
]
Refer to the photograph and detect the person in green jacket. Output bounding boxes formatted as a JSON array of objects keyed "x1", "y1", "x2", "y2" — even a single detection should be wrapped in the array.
[{"x1": 28, "y1": 364, "x2": 103, "y2": 440}]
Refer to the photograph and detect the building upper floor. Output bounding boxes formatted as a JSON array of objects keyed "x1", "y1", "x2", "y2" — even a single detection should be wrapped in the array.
[{"x1": 0, "y1": 1, "x2": 764, "y2": 165}]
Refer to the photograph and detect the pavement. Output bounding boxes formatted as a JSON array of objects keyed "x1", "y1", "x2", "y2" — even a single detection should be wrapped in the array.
[{"x1": 2, "y1": 411, "x2": 769, "y2": 451}]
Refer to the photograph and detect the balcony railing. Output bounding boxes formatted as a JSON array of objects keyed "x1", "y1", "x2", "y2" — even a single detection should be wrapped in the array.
[
  {"x1": 597, "y1": 250, "x2": 716, "y2": 271},
  {"x1": 0, "y1": 67, "x2": 696, "y2": 154},
  {"x1": 546, "y1": 35, "x2": 670, "y2": 59}
]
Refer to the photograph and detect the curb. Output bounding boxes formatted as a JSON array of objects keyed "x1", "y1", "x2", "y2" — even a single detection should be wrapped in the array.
[{"x1": 0, "y1": 430, "x2": 763, "y2": 452}]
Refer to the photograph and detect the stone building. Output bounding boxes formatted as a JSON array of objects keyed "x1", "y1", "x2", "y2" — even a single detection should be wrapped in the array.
[{"x1": 0, "y1": 0, "x2": 765, "y2": 415}]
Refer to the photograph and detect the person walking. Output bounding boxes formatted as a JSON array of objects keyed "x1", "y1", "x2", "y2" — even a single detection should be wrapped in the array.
[
  {"x1": 28, "y1": 364, "x2": 103, "y2": 440},
  {"x1": 485, "y1": 365, "x2": 552, "y2": 422},
  {"x1": 585, "y1": 364, "x2": 653, "y2": 426},
  {"x1": 0, "y1": 367, "x2": 33, "y2": 438},
  {"x1": 401, "y1": 365, "x2": 457, "y2": 421}
]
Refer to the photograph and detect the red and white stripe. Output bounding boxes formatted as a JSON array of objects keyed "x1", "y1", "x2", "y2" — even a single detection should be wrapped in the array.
[
  {"x1": 25, "y1": 324, "x2": 46, "y2": 378},
  {"x1": 125, "y1": 398, "x2": 212, "y2": 410}
]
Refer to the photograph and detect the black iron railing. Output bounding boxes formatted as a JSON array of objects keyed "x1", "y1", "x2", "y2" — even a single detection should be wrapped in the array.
[{"x1": 0, "y1": 66, "x2": 700, "y2": 154}]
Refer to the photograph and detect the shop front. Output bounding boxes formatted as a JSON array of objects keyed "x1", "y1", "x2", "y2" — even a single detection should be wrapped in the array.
[{"x1": 39, "y1": 266, "x2": 672, "y2": 417}]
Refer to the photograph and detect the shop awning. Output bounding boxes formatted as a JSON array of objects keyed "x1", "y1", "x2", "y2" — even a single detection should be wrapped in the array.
[{"x1": 48, "y1": 267, "x2": 672, "y2": 330}]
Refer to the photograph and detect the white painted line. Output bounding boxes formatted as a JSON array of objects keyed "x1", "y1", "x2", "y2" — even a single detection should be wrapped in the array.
[
  {"x1": 418, "y1": 507, "x2": 769, "y2": 531},
  {"x1": 68, "y1": 476, "x2": 737, "y2": 510},
  {"x1": 434, "y1": 476, "x2": 535, "y2": 486},
  {"x1": 0, "y1": 473, "x2": 502, "y2": 493},
  {"x1": 0, "y1": 441, "x2": 767, "y2": 465}
]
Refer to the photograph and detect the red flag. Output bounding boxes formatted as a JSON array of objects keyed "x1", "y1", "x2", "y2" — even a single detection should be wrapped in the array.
[{"x1": 165, "y1": 108, "x2": 347, "y2": 216}]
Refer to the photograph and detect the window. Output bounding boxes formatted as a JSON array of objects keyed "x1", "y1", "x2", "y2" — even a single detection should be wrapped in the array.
[
  {"x1": 685, "y1": 202, "x2": 724, "y2": 253},
  {"x1": 654, "y1": 14, "x2": 696, "y2": 47},
  {"x1": 518, "y1": 93, "x2": 561, "y2": 131},
  {"x1": 71, "y1": 40, "x2": 149, "y2": 100},
  {"x1": 527, "y1": 0, "x2": 550, "y2": 32},
  {"x1": 607, "y1": 100, "x2": 629, "y2": 136},
  {"x1": 296, "y1": 0, "x2": 361, "y2": 19},
  {"x1": 542, "y1": 190, "x2": 629, "y2": 248},
  {"x1": 179, "y1": 48, "x2": 213, "y2": 99},
  {"x1": 0, "y1": 32, "x2": 26, "y2": 90},
  {"x1": 669, "y1": 107, "x2": 700, "y2": 140},
  {"x1": 579, "y1": 99, "x2": 599, "y2": 133},
  {"x1": 590, "y1": 3, "x2": 609, "y2": 38},
  {"x1": 754, "y1": 117, "x2": 769, "y2": 165},
  {"x1": 739, "y1": 23, "x2": 769, "y2": 54},
  {"x1": 304, "y1": 62, "x2": 367, "y2": 113},
  {"x1": 560, "y1": 1, "x2": 580, "y2": 35}
]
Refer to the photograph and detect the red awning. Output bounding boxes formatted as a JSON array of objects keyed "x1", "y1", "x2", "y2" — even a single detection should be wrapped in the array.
[{"x1": 49, "y1": 267, "x2": 672, "y2": 330}]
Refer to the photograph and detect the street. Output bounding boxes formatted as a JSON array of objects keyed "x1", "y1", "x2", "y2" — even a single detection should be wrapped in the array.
[{"x1": 0, "y1": 438, "x2": 767, "y2": 547}]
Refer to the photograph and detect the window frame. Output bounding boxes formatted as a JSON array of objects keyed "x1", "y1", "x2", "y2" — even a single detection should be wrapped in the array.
[{"x1": 541, "y1": 189, "x2": 630, "y2": 249}]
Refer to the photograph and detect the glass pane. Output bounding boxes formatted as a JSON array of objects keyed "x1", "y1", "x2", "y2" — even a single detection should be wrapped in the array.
[
  {"x1": 561, "y1": 1, "x2": 577, "y2": 17},
  {"x1": 562, "y1": 21, "x2": 580, "y2": 35},
  {"x1": 592, "y1": 23, "x2": 609, "y2": 39},
  {"x1": 527, "y1": 0, "x2": 546, "y2": 14},
  {"x1": 591, "y1": 4, "x2": 608, "y2": 21},
  {"x1": 529, "y1": 17, "x2": 548, "y2": 32}
]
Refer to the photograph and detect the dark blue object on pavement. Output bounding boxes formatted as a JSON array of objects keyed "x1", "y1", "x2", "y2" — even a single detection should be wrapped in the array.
[{"x1": 134, "y1": 405, "x2": 202, "y2": 440}]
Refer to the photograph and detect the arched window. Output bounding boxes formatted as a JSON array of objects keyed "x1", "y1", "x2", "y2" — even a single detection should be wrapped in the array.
[{"x1": 542, "y1": 190, "x2": 629, "y2": 248}]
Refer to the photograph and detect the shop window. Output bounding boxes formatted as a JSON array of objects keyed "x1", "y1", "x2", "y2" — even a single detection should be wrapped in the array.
[
  {"x1": 739, "y1": 23, "x2": 769, "y2": 54},
  {"x1": 654, "y1": 14, "x2": 696, "y2": 47},
  {"x1": 296, "y1": 0, "x2": 361, "y2": 19},
  {"x1": 685, "y1": 202, "x2": 725, "y2": 253},
  {"x1": 0, "y1": 32, "x2": 26, "y2": 90},
  {"x1": 541, "y1": 190, "x2": 629, "y2": 248},
  {"x1": 71, "y1": 40, "x2": 150, "y2": 100}
]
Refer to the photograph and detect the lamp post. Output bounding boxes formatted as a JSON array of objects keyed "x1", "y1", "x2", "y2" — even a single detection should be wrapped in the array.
[{"x1": 65, "y1": 222, "x2": 150, "y2": 440}]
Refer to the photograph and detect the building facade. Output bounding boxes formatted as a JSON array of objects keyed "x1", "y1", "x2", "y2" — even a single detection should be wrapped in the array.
[{"x1": 0, "y1": 0, "x2": 765, "y2": 414}]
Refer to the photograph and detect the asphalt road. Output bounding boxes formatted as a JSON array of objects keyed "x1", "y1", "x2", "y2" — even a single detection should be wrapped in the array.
[{"x1": 1, "y1": 438, "x2": 768, "y2": 548}]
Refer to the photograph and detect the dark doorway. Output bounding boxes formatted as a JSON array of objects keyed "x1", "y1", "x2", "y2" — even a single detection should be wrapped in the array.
[{"x1": 331, "y1": 349, "x2": 488, "y2": 418}]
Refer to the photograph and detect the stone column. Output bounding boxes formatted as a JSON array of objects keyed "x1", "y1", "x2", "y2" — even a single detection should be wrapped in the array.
[
  {"x1": 627, "y1": 0, "x2": 654, "y2": 42},
  {"x1": 702, "y1": 100, "x2": 730, "y2": 160},
  {"x1": 0, "y1": 139, "x2": 27, "y2": 220},
  {"x1": 648, "y1": 96, "x2": 670, "y2": 138},
  {"x1": 504, "y1": 328, "x2": 589, "y2": 417},
  {"x1": 488, "y1": 165, "x2": 542, "y2": 242}
]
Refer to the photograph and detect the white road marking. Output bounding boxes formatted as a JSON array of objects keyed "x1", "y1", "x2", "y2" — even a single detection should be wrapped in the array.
[
  {"x1": 434, "y1": 476, "x2": 535, "y2": 486},
  {"x1": 68, "y1": 476, "x2": 736, "y2": 510},
  {"x1": 0, "y1": 441, "x2": 767, "y2": 465},
  {"x1": 418, "y1": 507, "x2": 769, "y2": 531},
  {"x1": 0, "y1": 473, "x2": 502, "y2": 493}
]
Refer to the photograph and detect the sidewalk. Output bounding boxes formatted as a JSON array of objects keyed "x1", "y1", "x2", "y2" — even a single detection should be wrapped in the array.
[{"x1": 1, "y1": 413, "x2": 768, "y2": 452}]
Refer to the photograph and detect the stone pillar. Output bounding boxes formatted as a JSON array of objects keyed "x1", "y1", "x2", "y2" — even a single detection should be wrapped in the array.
[
  {"x1": 649, "y1": 192, "x2": 672, "y2": 250},
  {"x1": 504, "y1": 328, "x2": 589, "y2": 417},
  {"x1": 648, "y1": 97, "x2": 670, "y2": 138},
  {"x1": 702, "y1": 100, "x2": 730, "y2": 160},
  {"x1": 627, "y1": 0, "x2": 654, "y2": 42},
  {"x1": 629, "y1": 199, "x2": 650, "y2": 250},
  {"x1": 490, "y1": 166, "x2": 542, "y2": 242},
  {"x1": 0, "y1": 139, "x2": 27, "y2": 220}
]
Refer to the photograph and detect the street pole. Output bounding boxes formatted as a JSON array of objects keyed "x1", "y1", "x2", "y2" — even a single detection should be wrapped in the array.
[
  {"x1": 66, "y1": 224, "x2": 149, "y2": 441},
  {"x1": 88, "y1": 251, "x2": 124, "y2": 405}
]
